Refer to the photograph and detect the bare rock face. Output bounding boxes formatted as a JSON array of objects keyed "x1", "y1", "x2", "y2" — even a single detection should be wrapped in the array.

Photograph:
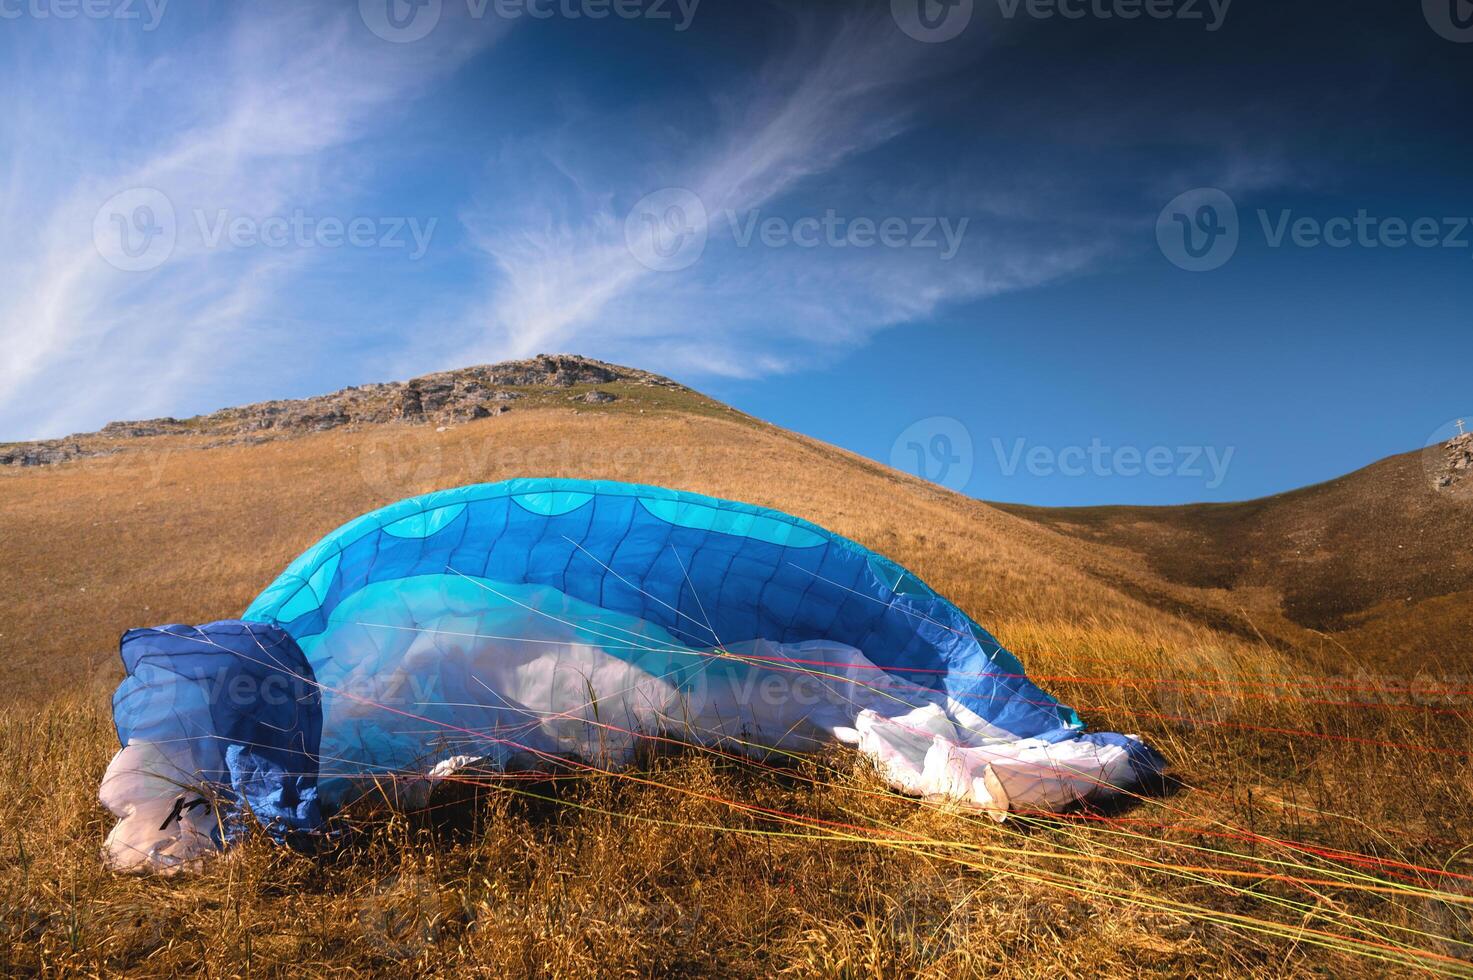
[
  {"x1": 1430, "y1": 432, "x2": 1473, "y2": 497},
  {"x1": 483, "y1": 353, "x2": 622, "y2": 388},
  {"x1": 397, "y1": 385, "x2": 425, "y2": 420},
  {"x1": 100, "y1": 419, "x2": 188, "y2": 438},
  {"x1": 1, "y1": 354, "x2": 684, "y2": 466},
  {"x1": 0, "y1": 441, "x2": 97, "y2": 466}
]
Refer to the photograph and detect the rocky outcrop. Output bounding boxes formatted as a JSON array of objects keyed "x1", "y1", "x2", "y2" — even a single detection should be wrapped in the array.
[
  {"x1": 1, "y1": 354, "x2": 682, "y2": 466},
  {"x1": 100, "y1": 420, "x2": 189, "y2": 438},
  {"x1": 1430, "y1": 431, "x2": 1473, "y2": 495},
  {"x1": 0, "y1": 441, "x2": 101, "y2": 467}
]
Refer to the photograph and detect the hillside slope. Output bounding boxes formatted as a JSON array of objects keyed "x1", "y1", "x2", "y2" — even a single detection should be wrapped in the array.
[
  {"x1": 995, "y1": 439, "x2": 1473, "y2": 669},
  {"x1": 1, "y1": 356, "x2": 1468, "y2": 976},
  {"x1": 0, "y1": 355, "x2": 1222, "y2": 705}
]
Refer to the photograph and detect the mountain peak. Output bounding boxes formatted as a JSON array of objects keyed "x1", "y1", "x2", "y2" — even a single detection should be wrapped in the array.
[{"x1": 1, "y1": 355, "x2": 688, "y2": 467}]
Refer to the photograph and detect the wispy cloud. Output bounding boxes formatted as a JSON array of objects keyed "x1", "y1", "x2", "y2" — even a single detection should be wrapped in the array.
[
  {"x1": 454, "y1": 12, "x2": 1100, "y2": 377},
  {"x1": 0, "y1": 3, "x2": 499, "y2": 439},
  {"x1": 0, "y1": 4, "x2": 1306, "y2": 440}
]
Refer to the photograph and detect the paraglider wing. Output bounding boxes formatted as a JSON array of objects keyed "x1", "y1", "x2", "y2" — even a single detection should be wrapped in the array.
[{"x1": 103, "y1": 479, "x2": 1162, "y2": 872}]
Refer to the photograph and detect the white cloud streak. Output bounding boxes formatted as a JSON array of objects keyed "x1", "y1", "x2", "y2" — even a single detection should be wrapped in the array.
[
  {"x1": 0, "y1": 6, "x2": 1287, "y2": 439},
  {"x1": 0, "y1": 4, "x2": 499, "y2": 439},
  {"x1": 456, "y1": 12, "x2": 1101, "y2": 379}
]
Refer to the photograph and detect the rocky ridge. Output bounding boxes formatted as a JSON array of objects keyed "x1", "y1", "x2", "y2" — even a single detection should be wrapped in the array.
[
  {"x1": 1, "y1": 355, "x2": 679, "y2": 467},
  {"x1": 1429, "y1": 431, "x2": 1473, "y2": 497}
]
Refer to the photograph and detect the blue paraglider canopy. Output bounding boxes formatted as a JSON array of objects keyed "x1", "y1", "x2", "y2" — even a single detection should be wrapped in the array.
[{"x1": 101, "y1": 478, "x2": 1163, "y2": 873}]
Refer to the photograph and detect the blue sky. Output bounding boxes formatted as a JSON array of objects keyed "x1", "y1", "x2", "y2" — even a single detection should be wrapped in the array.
[{"x1": 1, "y1": 0, "x2": 1468, "y2": 505}]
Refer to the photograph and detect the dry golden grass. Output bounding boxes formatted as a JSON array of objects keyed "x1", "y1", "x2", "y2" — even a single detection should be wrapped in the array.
[
  {"x1": 1, "y1": 398, "x2": 1470, "y2": 976},
  {"x1": 995, "y1": 446, "x2": 1473, "y2": 662}
]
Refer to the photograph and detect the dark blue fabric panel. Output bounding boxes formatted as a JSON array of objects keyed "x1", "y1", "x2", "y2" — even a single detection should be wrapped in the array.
[{"x1": 113, "y1": 621, "x2": 323, "y2": 841}]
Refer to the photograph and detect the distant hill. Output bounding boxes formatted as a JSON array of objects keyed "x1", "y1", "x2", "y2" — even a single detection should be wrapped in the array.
[
  {"x1": 1, "y1": 354, "x2": 1466, "y2": 696},
  {"x1": 995, "y1": 436, "x2": 1473, "y2": 668}
]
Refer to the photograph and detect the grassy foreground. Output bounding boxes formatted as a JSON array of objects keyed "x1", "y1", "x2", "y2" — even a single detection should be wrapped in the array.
[{"x1": 1, "y1": 402, "x2": 1470, "y2": 976}]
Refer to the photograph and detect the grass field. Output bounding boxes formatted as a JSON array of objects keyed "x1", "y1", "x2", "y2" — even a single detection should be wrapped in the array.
[{"x1": 2, "y1": 382, "x2": 1470, "y2": 976}]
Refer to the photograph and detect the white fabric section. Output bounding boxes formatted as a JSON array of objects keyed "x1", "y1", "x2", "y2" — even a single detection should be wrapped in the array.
[
  {"x1": 369, "y1": 631, "x2": 1146, "y2": 820},
  {"x1": 99, "y1": 741, "x2": 219, "y2": 874},
  {"x1": 847, "y1": 707, "x2": 1140, "y2": 819},
  {"x1": 694, "y1": 640, "x2": 1144, "y2": 818}
]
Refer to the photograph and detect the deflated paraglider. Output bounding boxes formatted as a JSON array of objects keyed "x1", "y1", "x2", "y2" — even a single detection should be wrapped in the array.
[{"x1": 101, "y1": 478, "x2": 1164, "y2": 873}]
